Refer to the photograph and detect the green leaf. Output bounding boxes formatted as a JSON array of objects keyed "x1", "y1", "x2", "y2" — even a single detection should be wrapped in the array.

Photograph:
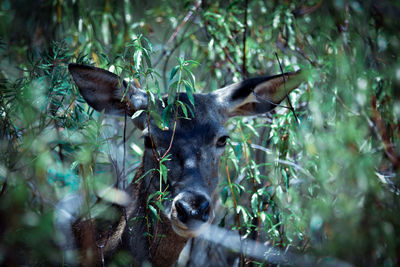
[
  {"x1": 147, "y1": 191, "x2": 163, "y2": 204},
  {"x1": 183, "y1": 80, "x2": 195, "y2": 106},
  {"x1": 243, "y1": 123, "x2": 259, "y2": 137},
  {"x1": 161, "y1": 104, "x2": 174, "y2": 129},
  {"x1": 169, "y1": 66, "x2": 179, "y2": 81},
  {"x1": 142, "y1": 49, "x2": 152, "y2": 68},
  {"x1": 250, "y1": 160, "x2": 261, "y2": 184},
  {"x1": 228, "y1": 155, "x2": 239, "y2": 173},
  {"x1": 154, "y1": 80, "x2": 164, "y2": 107},
  {"x1": 282, "y1": 169, "x2": 289, "y2": 190},
  {"x1": 168, "y1": 81, "x2": 178, "y2": 105},
  {"x1": 159, "y1": 154, "x2": 171, "y2": 184},
  {"x1": 183, "y1": 66, "x2": 196, "y2": 90},
  {"x1": 260, "y1": 211, "x2": 267, "y2": 223},
  {"x1": 155, "y1": 199, "x2": 165, "y2": 211},
  {"x1": 134, "y1": 49, "x2": 142, "y2": 70},
  {"x1": 236, "y1": 205, "x2": 252, "y2": 222},
  {"x1": 148, "y1": 205, "x2": 161, "y2": 220},
  {"x1": 130, "y1": 142, "x2": 143, "y2": 156},
  {"x1": 184, "y1": 60, "x2": 200, "y2": 66},
  {"x1": 150, "y1": 110, "x2": 163, "y2": 130},
  {"x1": 251, "y1": 193, "x2": 259, "y2": 215},
  {"x1": 176, "y1": 100, "x2": 188, "y2": 118},
  {"x1": 131, "y1": 109, "x2": 145, "y2": 120},
  {"x1": 221, "y1": 186, "x2": 229, "y2": 204},
  {"x1": 160, "y1": 163, "x2": 168, "y2": 184}
]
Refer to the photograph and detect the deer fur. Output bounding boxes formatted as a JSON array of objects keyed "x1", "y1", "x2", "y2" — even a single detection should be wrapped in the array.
[{"x1": 66, "y1": 63, "x2": 305, "y2": 266}]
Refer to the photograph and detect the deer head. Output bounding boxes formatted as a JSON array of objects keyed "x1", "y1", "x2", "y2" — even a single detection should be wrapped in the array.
[{"x1": 68, "y1": 63, "x2": 304, "y2": 262}]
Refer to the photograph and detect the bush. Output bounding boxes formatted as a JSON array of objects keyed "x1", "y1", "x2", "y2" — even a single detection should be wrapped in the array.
[{"x1": 0, "y1": 1, "x2": 399, "y2": 266}]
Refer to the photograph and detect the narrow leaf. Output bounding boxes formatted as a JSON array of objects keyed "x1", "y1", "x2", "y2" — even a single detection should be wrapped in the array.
[
  {"x1": 169, "y1": 66, "x2": 179, "y2": 81},
  {"x1": 131, "y1": 109, "x2": 145, "y2": 120},
  {"x1": 183, "y1": 80, "x2": 195, "y2": 105},
  {"x1": 176, "y1": 100, "x2": 188, "y2": 118}
]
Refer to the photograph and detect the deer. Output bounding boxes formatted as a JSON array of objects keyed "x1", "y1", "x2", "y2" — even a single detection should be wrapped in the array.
[{"x1": 66, "y1": 63, "x2": 305, "y2": 266}]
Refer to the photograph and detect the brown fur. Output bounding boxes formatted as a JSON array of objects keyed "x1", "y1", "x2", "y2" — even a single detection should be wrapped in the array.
[{"x1": 68, "y1": 63, "x2": 305, "y2": 266}]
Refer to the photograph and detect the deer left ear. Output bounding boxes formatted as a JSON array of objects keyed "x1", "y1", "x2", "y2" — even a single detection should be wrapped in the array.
[
  {"x1": 68, "y1": 63, "x2": 148, "y2": 117},
  {"x1": 213, "y1": 70, "x2": 306, "y2": 118}
]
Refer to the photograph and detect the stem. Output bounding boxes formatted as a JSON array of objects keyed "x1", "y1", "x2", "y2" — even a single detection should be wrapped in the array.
[
  {"x1": 202, "y1": 15, "x2": 245, "y2": 76},
  {"x1": 225, "y1": 163, "x2": 241, "y2": 231},
  {"x1": 161, "y1": 67, "x2": 182, "y2": 160},
  {"x1": 149, "y1": 186, "x2": 169, "y2": 253},
  {"x1": 225, "y1": 163, "x2": 244, "y2": 264},
  {"x1": 153, "y1": 0, "x2": 202, "y2": 68},
  {"x1": 274, "y1": 52, "x2": 299, "y2": 124},
  {"x1": 120, "y1": 107, "x2": 127, "y2": 188},
  {"x1": 144, "y1": 74, "x2": 160, "y2": 163},
  {"x1": 242, "y1": 0, "x2": 248, "y2": 78},
  {"x1": 166, "y1": 1, "x2": 201, "y2": 45},
  {"x1": 370, "y1": 96, "x2": 400, "y2": 169},
  {"x1": 145, "y1": 192, "x2": 152, "y2": 246},
  {"x1": 239, "y1": 125, "x2": 260, "y2": 264}
]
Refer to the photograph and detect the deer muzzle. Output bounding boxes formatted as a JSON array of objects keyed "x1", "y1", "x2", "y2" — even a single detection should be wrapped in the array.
[{"x1": 169, "y1": 191, "x2": 214, "y2": 238}]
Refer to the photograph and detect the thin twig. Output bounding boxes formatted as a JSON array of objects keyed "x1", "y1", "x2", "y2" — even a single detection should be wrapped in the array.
[
  {"x1": 168, "y1": 1, "x2": 201, "y2": 45},
  {"x1": 276, "y1": 39, "x2": 320, "y2": 68},
  {"x1": 161, "y1": 73, "x2": 183, "y2": 160},
  {"x1": 200, "y1": 223, "x2": 354, "y2": 266},
  {"x1": 252, "y1": 90, "x2": 292, "y2": 109},
  {"x1": 0, "y1": 180, "x2": 7, "y2": 197},
  {"x1": 232, "y1": 142, "x2": 316, "y2": 180},
  {"x1": 161, "y1": 27, "x2": 196, "y2": 91},
  {"x1": 202, "y1": 17, "x2": 245, "y2": 76},
  {"x1": 153, "y1": 0, "x2": 202, "y2": 68},
  {"x1": 223, "y1": 47, "x2": 245, "y2": 76},
  {"x1": 225, "y1": 164, "x2": 242, "y2": 234},
  {"x1": 120, "y1": 107, "x2": 127, "y2": 188},
  {"x1": 239, "y1": 125, "x2": 257, "y2": 265},
  {"x1": 274, "y1": 52, "x2": 299, "y2": 124},
  {"x1": 335, "y1": 93, "x2": 360, "y2": 116},
  {"x1": 370, "y1": 96, "x2": 400, "y2": 169},
  {"x1": 242, "y1": 0, "x2": 248, "y2": 78},
  {"x1": 274, "y1": 159, "x2": 315, "y2": 181},
  {"x1": 292, "y1": 0, "x2": 322, "y2": 17}
]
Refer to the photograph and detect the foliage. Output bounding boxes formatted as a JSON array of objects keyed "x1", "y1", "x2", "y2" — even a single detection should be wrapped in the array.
[{"x1": 0, "y1": 0, "x2": 399, "y2": 266}]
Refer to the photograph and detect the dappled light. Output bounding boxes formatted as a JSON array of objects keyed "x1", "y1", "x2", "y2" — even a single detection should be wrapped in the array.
[{"x1": 0, "y1": 1, "x2": 399, "y2": 266}]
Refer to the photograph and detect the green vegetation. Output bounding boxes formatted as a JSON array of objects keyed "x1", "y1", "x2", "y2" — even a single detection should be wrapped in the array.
[{"x1": 0, "y1": 0, "x2": 399, "y2": 266}]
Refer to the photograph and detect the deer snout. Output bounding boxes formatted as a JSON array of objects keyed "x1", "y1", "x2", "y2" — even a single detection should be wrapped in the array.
[
  {"x1": 175, "y1": 197, "x2": 210, "y2": 224},
  {"x1": 169, "y1": 191, "x2": 214, "y2": 237}
]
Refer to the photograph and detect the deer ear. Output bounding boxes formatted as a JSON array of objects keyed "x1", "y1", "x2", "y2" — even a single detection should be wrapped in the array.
[
  {"x1": 213, "y1": 70, "x2": 305, "y2": 118},
  {"x1": 68, "y1": 63, "x2": 147, "y2": 117}
]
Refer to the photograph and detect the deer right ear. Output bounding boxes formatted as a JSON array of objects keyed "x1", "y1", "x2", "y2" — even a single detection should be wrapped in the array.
[
  {"x1": 68, "y1": 63, "x2": 147, "y2": 117},
  {"x1": 213, "y1": 70, "x2": 306, "y2": 119}
]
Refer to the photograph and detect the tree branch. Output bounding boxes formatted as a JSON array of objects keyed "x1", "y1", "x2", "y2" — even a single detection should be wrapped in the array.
[
  {"x1": 153, "y1": 0, "x2": 202, "y2": 68},
  {"x1": 242, "y1": 0, "x2": 248, "y2": 78},
  {"x1": 371, "y1": 96, "x2": 400, "y2": 170}
]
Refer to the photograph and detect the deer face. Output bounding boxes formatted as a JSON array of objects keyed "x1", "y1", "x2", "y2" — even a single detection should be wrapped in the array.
[
  {"x1": 140, "y1": 94, "x2": 229, "y2": 237},
  {"x1": 68, "y1": 63, "x2": 304, "y2": 238}
]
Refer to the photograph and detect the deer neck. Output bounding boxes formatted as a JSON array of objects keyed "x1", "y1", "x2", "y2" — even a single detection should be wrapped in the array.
[{"x1": 105, "y1": 166, "x2": 189, "y2": 266}]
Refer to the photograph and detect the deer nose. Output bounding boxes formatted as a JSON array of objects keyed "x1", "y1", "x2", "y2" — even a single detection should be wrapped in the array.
[{"x1": 175, "y1": 197, "x2": 210, "y2": 224}]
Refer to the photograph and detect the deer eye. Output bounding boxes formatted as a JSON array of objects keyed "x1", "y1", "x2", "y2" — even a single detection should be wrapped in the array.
[{"x1": 216, "y1": 135, "x2": 229, "y2": 148}]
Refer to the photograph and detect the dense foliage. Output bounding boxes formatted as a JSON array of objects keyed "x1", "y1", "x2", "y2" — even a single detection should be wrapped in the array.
[{"x1": 0, "y1": 0, "x2": 399, "y2": 266}]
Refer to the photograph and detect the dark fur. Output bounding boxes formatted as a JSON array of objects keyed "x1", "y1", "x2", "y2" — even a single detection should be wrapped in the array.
[{"x1": 68, "y1": 64, "x2": 304, "y2": 266}]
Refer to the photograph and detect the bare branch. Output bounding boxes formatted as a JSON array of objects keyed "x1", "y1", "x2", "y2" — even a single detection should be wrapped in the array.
[
  {"x1": 370, "y1": 96, "x2": 400, "y2": 169},
  {"x1": 153, "y1": 0, "x2": 202, "y2": 68},
  {"x1": 275, "y1": 52, "x2": 299, "y2": 124},
  {"x1": 242, "y1": 0, "x2": 248, "y2": 78}
]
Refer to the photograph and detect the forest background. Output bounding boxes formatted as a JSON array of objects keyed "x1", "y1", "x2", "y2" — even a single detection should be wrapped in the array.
[{"x1": 0, "y1": 0, "x2": 399, "y2": 266}]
